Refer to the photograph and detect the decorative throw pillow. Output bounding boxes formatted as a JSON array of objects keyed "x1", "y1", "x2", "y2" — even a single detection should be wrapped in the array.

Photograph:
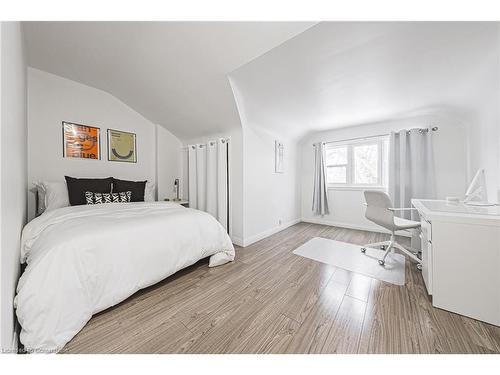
[
  {"x1": 65, "y1": 176, "x2": 113, "y2": 206},
  {"x1": 103, "y1": 193, "x2": 113, "y2": 204},
  {"x1": 119, "y1": 192, "x2": 132, "y2": 202},
  {"x1": 85, "y1": 191, "x2": 131, "y2": 205},
  {"x1": 94, "y1": 193, "x2": 104, "y2": 204},
  {"x1": 112, "y1": 178, "x2": 147, "y2": 202}
]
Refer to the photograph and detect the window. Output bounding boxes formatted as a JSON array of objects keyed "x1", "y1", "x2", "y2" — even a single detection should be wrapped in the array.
[{"x1": 325, "y1": 136, "x2": 389, "y2": 188}]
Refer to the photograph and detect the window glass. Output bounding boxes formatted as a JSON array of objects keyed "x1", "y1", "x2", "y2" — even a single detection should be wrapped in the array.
[
  {"x1": 327, "y1": 166, "x2": 347, "y2": 184},
  {"x1": 324, "y1": 137, "x2": 388, "y2": 187},
  {"x1": 325, "y1": 146, "x2": 347, "y2": 165},
  {"x1": 354, "y1": 143, "x2": 378, "y2": 184}
]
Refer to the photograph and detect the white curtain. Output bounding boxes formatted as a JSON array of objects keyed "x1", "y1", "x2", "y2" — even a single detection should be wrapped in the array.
[
  {"x1": 196, "y1": 144, "x2": 207, "y2": 211},
  {"x1": 188, "y1": 145, "x2": 198, "y2": 209},
  {"x1": 312, "y1": 142, "x2": 330, "y2": 216},
  {"x1": 389, "y1": 128, "x2": 436, "y2": 221},
  {"x1": 188, "y1": 138, "x2": 229, "y2": 231},
  {"x1": 206, "y1": 141, "x2": 217, "y2": 217}
]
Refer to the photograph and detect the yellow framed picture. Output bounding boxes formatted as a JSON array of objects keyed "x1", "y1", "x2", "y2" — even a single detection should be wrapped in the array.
[
  {"x1": 62, "y1": 121, "x2": 101, "y2": 160},
  {"x1": 107, "y1": 129, "x2": 137, "y2": 163}
]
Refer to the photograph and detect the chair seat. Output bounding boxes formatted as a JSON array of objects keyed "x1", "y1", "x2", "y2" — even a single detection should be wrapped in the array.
[{"x1": 394, "y1": 216, "x2": 421, "y2": 230}]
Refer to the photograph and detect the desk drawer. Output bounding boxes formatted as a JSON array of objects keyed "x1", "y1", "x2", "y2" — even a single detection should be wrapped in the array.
[
  {"x1": 420, "y1": 217, "x2": 432, "y2": 241},
  {"x1": 420, "y1": 219, "x2": 432, "y2": 294}
]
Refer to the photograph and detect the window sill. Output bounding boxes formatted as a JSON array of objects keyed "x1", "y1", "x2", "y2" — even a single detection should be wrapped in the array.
[{"x1": 327, "y1": 186, "x2": 387, "y2": 192}]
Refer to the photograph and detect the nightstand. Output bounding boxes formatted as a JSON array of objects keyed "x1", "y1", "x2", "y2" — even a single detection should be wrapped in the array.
[{"x1": 164, "y1": 199, "x2": 189, "y2": 208}]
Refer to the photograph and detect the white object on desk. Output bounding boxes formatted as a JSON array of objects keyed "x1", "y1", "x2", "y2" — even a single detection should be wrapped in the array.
[
  {"x1": 412, "y1": 199, "x2": 500, "y2": 326},
  {"x1": 464, "y1": 168, "x2": 496, "y2": 206}
]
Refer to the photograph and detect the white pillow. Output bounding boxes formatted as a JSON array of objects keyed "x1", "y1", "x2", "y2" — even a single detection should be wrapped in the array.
[
  {"x1": 34, "y1": 183, "x2": 47, "y2": 214},
  {"x1": 144, "y1": 181, "x2": 155, "y2": 202},
  {"x1": 35, "y1": 181, "x2": 70, "y2": 213}
]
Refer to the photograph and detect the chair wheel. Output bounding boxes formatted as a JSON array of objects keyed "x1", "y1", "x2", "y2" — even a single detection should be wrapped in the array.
[
  {"x1": 378, "y1": 260, "x2": 385, "y2": 266},
  {"x1": 381, "y1": 245, "x2": 387, "y2": 250},
  {"x1": 361, "y1": 247, "x2": 366, "y2": 253},
  {"x1": 417, "y1": 263, "x2": 422, "y2": 271}
]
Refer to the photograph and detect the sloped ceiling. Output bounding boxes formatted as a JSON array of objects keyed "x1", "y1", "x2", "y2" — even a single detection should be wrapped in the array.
[
  {"x1": 23, "y1": 21, "x2": 315, "y2": 140},
  {"x1": 229, "y1": 22, "x2": 499, "y2": 139}
]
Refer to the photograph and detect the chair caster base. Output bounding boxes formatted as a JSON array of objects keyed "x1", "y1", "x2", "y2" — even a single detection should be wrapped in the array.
[
  {"x1": 378, "y1": 260, "x2": 385, "y2": 266},
  {"x1": 360, "y1": 247, "x2": 366, "y2": 253},
  {"x1": 416, "y1": 263, "x2": 422, "y2": 271}
]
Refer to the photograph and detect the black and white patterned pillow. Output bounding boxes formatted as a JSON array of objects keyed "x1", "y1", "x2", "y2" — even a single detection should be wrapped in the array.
[
  {"x1": 94, "y1": 193, "x2": 104, "y2": 204},
  {"x1": 85, "y1": 191, "x2": 95, "y2": 205},
  {"x1": 85, "y1": 191, "x2": 131, "y2": 204},
  {"x1": 103, "y1": 193, "x2": 113, "y2": 204},
  {"x1": 119, "y1": 192, "x2": 131, "y2": 202}
]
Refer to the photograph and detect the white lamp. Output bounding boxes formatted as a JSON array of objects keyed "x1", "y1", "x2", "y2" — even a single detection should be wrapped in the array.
[
  {"x1": 173, "y1": 178, "x2": 180, "y2": 201},
  {"x1": 464, "y1": 169, "x2": 492, "y2": 206}
]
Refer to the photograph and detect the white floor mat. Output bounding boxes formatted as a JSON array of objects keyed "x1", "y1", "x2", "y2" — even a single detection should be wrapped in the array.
[{"x1": 293, "y1": 237, "x2": 406, "y2": 286}]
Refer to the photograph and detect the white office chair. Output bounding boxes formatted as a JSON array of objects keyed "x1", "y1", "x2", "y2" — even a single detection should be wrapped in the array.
[{"x1": 361, "y1": 190, "x2": 422, "y2": 269}]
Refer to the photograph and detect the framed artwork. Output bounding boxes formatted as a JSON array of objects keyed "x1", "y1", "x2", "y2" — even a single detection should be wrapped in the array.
[
  {"x1": 62, "y1": 121, "x2": 101, "y2": 160},
  {"x1": 107, "y1": 129, "x2": 137, "y2": 163},
  {"x1": 275, "y1": 140, "x2": 284, "y2": 173}
]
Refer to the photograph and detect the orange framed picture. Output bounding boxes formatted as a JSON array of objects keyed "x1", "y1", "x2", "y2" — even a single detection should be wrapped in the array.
[{"x1": 62, "y1": 121, "x2": 101, "y2": 160}]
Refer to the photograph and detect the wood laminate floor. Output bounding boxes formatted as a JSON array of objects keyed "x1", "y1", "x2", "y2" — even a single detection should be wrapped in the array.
[{"x1": 62, "y1": 223, "x2": 500, "y2": 354}]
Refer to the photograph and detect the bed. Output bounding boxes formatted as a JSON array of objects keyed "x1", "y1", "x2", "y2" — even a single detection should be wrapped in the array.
[{"x1": 14, "y1": 201, "x2": 235, "y2": 352}]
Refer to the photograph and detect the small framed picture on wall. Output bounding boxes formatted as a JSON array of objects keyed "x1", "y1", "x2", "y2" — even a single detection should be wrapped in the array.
[
  {"x1": 107, "y1": 129, "x2": 137, "y2": 163},
  {"x1": 275, "y1": 140, "x2": 284, "y2": 173},
  {"x1": 62, "y1": 121, "x2": 101, "y2": 160}
]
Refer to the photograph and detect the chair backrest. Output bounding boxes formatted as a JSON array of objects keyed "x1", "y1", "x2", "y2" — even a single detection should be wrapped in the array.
[{"x1": 364, "y1": 190, "x2": 396, "y2": 231}]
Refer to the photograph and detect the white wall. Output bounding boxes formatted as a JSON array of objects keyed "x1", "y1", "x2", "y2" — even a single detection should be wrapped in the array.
[
  {"x1": 228, "y1": 128, "x2": 244, "y2": 244},
  {"x1": 156, "y1": 125, "x2": 182, "y2": 201},
  {"x1": 300, "y1": 111, "x2": 469, "y2": 232},
  {"x1": 0, "y1": 22, "x2": 27, "y2": 351},
  {"x1": 242, "y1": 126, "x2": 301, "y2": 245},
  {"x1": 27, "y1": 68, "x2": 159, "y2": 219},
  {"x1": 460, "y1": 28, "x2": 500, "y2": 203},
  {"x1": 229, "y1": 77, "x2": 301, "y2": 246}
]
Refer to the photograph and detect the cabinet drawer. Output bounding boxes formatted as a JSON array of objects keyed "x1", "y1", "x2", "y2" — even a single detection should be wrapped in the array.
[
  {"x1": 420, "y1": 219, "x2": 433, "y2": 294},
  {"x1": 421, "y1": 218, "x2": 432, "y2": 242},
  {"x1": 421, "y1": 239, "x2": 433, "y2": 295}
]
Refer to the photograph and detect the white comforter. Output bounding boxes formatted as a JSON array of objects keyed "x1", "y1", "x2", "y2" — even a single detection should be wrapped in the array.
[{"x1": 15, "y1": 202, "x2": 235, "y2": 352}]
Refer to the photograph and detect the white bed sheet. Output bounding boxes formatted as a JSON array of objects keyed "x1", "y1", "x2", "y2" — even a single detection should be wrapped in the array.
[{"x1": 14, "y1": 202, "x2": 234, "y2": 352}]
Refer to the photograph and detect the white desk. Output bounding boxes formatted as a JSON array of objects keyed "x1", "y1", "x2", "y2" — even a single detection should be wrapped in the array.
[{"x1": 412, "y1": 199, "x2": 500, "y2": 326}]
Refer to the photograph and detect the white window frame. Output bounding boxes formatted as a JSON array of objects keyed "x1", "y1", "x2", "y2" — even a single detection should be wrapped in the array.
[{"x1": 324, "y1": 136, "x2": 389, "y2": 190}]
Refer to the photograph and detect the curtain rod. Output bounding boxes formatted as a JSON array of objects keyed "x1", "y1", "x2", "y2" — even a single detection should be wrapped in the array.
[
  {"x1": 315, "y1": 126, "x2": 439, "y2": 147},
  {"x1": 181, "y1": 137, "x2": 231, "y2": 151}
]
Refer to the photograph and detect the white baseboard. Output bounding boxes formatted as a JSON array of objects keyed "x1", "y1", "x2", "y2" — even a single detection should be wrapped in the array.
[
  {"x1": 235, "y1": 218, "x2": 301, "y2": 247},
  {"x1": 231, "y1": 216, "x2": 412, "y2": 248},
  {"x1": 301, "y1": 217, "x2": 412, "y2": 237}
]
